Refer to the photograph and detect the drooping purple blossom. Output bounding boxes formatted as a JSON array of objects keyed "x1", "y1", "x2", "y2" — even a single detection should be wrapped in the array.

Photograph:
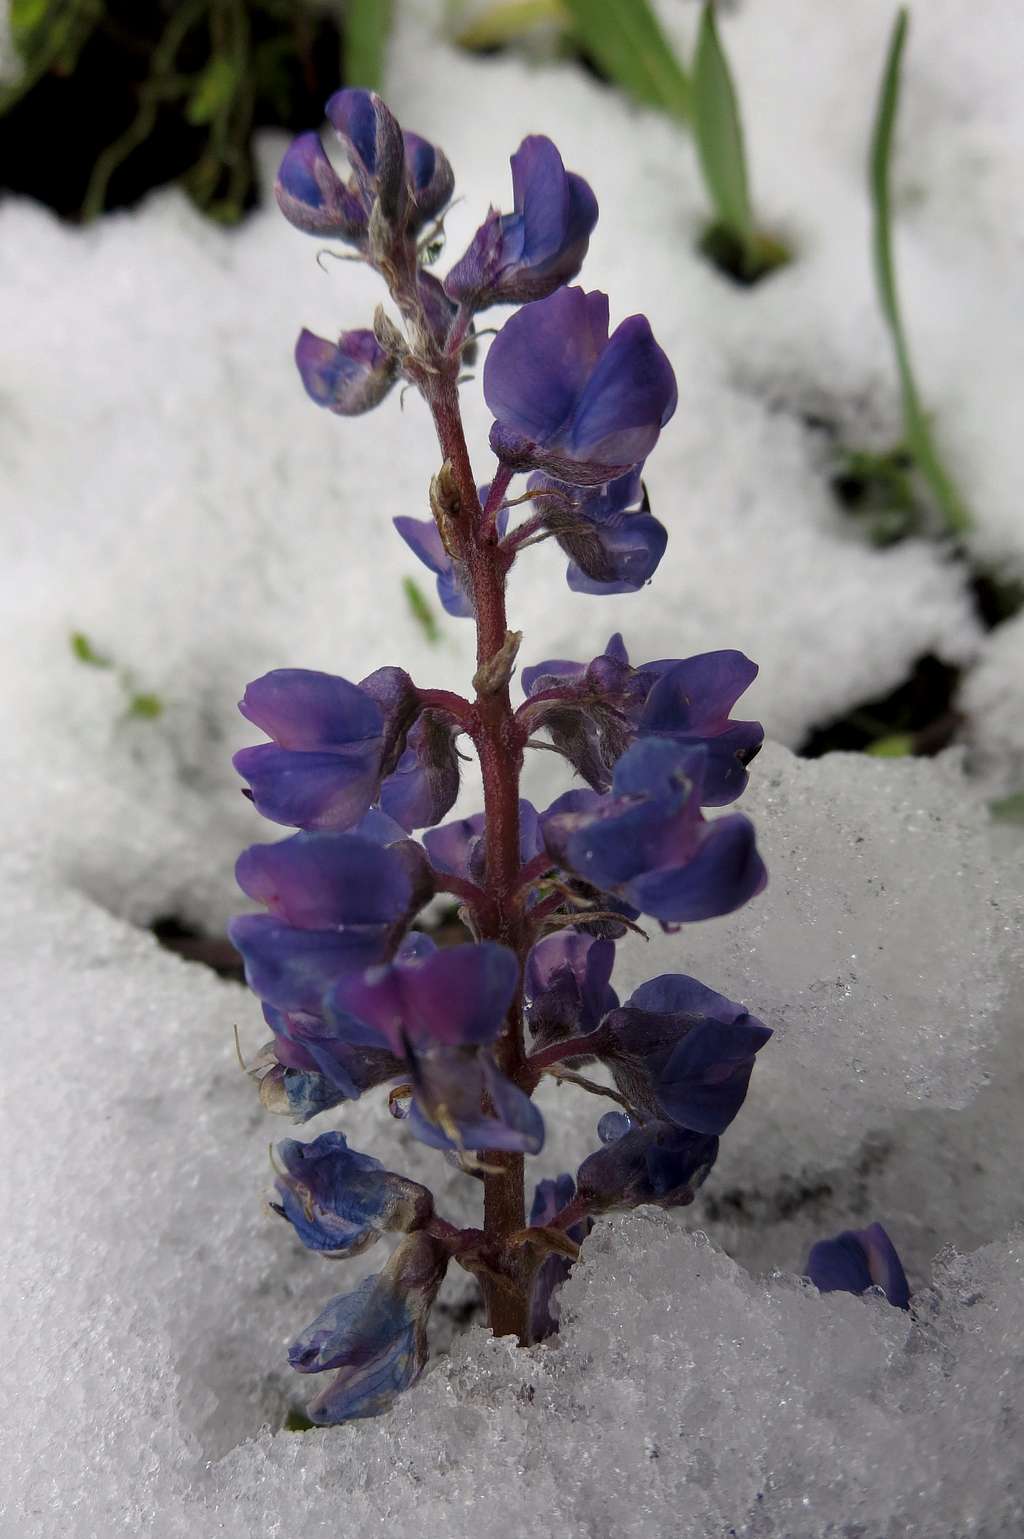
[
  {"x1": 378, "y1": 711, "x2": 461, "y2": 831},
  {"x1": 484, "y1": 287, "x2": 677, "y2": 485},
  {"x1": 294, "y1": 328, "x2": 399, "y2": 415},
  {"x1": 528, "y1": 1173, "x2": 591, "y2": 1340},
  {"x1": 525, "y1": 932, "x2": 618, "y2": 1052},
  {"x1": 520, "y1": 634, "x2": 763, "y2": 803},
  {"x1": 595, "y1": 973, "x2": 772, "y2": 1134},
  {"x1": 446, "y1": 135, "x2": 597, "y2": 309},
  {"x1": 528, "y1": 468, "x2": 668, "y2": 593},
  {"x1": 805, "y1": 1223, "x2": 910, "y2": 1310},
  {"x1": 575, "y1": 1115, "x2": 719, "y2": 1213},
  {"x1": 541, "y1": 738, "x2": 767, "y2": 923},
  {"x1": 289, "y1": 1232, "x2": 449, "y2": 1423},
  {"x1": 271, "y1": 1131, "x2": 433, "y2": 1256}
]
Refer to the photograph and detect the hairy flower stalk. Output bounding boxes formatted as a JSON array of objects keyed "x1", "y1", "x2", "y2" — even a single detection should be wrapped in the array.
[{"x1": 231, "y1": 88, "x2": 798, "y2": 1425}]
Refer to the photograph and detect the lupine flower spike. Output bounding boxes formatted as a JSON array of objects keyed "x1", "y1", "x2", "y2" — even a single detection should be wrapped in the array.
[{"x1": 233, "y1": 87, "x2": 771, "y2": 1425}]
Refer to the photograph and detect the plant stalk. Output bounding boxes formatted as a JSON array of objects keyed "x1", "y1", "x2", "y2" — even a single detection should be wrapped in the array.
[{"x1": 424, "y1": 372, "x2": 532, "y2": 1344}]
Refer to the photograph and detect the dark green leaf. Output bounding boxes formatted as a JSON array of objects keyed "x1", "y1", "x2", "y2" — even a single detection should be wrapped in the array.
[
  {"x1": 345, "y1": 0, "x2": 393, "y2": 89},
  {"x1": 127, "y1": 692, "x2": 164, "y2": 720},
  {"x1": 869, "y1": 9, "x2": 971, "y2": 536},
  {"x1": 561, "y1": 0, "x2": 689, "y2": 119},
  {"x1": 693, "y1": 4, "x2": 752, "y2": 245}
]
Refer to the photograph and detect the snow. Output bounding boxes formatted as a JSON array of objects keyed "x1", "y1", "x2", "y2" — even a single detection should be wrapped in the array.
[{"x1": 3, "y1": 0, "x2": 1024, "y2": 1532}]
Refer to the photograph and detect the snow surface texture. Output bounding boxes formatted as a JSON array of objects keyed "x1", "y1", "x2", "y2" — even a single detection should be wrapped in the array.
[
  {"x1": 3, "y1": 0, "x2": 1024, "y2": 1533},
  {"x1": 2, "y1": 753, "x2": 1022, "y2": 1537}
]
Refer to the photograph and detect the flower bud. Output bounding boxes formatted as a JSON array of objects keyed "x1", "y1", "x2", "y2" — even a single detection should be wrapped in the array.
[
  {"x1": 294, "y1": 328, "x2": 399, "y2": 416},
  {"x1": 274, "y1": 131, "x2": 368, "y2": 242}
]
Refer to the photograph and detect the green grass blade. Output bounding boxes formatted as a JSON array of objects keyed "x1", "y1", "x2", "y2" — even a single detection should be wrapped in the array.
[
  {"x1": 692, "y1": 3, "x2": 752, "y2": 245},
  {"x1": 561, "y1": 0, "x2": 689, "y2": 120},
  {"x1": 403, "y1": 577, "x2": 441, "y2": 645},
  {"x1": 344, "y1": 0, "x2": 393, "y2": 89},
  {"x1": 869, "y1": 8, "x2": 971, "y2": 535}
]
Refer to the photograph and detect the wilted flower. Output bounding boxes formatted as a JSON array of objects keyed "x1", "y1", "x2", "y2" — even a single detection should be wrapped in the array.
[
  {"x1": 596, "y1": 973, "x2": 772, "y2": 1134},
  {"x1": 290, "y1": 1232, "x2": 449, "y2": 1423},
  {"x1": 271, "y1": 1130, "x2": 432, "y2": 1256},
  {"x1": 575, "y1": 1115, "x2": 719, "y2": 1212},
  {"x1": 528, "y1": 468, "x2": 667, "y2": 594}
]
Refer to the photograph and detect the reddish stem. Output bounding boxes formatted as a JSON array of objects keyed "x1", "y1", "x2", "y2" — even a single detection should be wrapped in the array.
[
  {"x1": 423, "y1": 372, "x2": 532, "y2": 1344},
  {"x1": 416, "y1": 687, "x2": 477, "y2": 732},
  {"x1": 526, "y1": 1032, "x2": 601, "y2": 1073}
]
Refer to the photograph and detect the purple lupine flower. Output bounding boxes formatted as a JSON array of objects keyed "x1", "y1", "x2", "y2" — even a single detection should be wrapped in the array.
[
  {"x1": 422, "y1": 799, "x2": 542, "y2": 885},
  {"x1": 326, "y1": 87, "x2": 408, "y2": 227},
  {"x1": 270, "y1": 1130, "x2": 432, "y2": 1256},
  {"x1": 575, "y1": 1115, "x2": 719, "y2": 1213},
  {"x1": 294, "y1": 328, "x2": 399, "y2": 415},
  {"x1": 525, "y1": 932, "x2": 618, "y2": 1052},
  {"x1": 278, "y1": 92, "x2": 447, "y2": 246},
  {"x1": 401, "y1": 130, "x2": 455, "y2": 231},
  {"x1": 805, "y1": 1223, "x2": 910, "y2": 1310},
  {"x1": 540, "y1": 738, "x2": 766, "y2": 923},
  {"x1": 484, "y1": 287, "x2": 677, "y2": 486},
  {"x1": 402, "y1": 1047, "x2": 545, "y2": 1156},
  {"x1": 323, "y1": 940, "x2": 543, "y2": 1153},
  {"x1": 636, "y1": 651, "x2": 763, "y2": 806},
  {"x1": 325, "y1": 940, "x2": 519, "y2": 1053},
  {"x1": 256, "y1": 1056, "x2": 355, "y2": 1122},
  {"x1": 520, "y1": 634, "x2": 762, "y2": 804},
  {"x1": 274, "y1": 131, "x2": 368, "y2": 241},
  {"x1": 595, "y1": 974, "x2": 772, "y2": 1135},
  {"x1": 519, "y1": 633, "x2": 644, "y2": 790},
  {"x1": 228, "y1": 831, "x2": 415, "y2": 1015},
  {"x1": 528, "y1": 1173, "x2": 591, "y2": 1341},
  {"x1": 528, "y1": 468, "x2": 668, "y2": 594},
  {"x1": 378, "y1": 712, "x2": 461, "y2": 831},
  {"x1": 261, "y1": 1003, "x2": 405, "y2": 1106},
  {"x1": 445, "y1": 135, "x2": 598, "y2": 310},
  {"x1": 233, "y1": 667, "x2": 423, "y2": 832},
  {"x1": 290, "y1": 1232, "x2": 449, "y2": 1424},
  {"x1": 395, "y1": 490, "x2": 509, "y2": 620}
]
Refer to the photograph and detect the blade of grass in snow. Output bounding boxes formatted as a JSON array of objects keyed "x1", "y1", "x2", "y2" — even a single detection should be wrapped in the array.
[
  {"x1": 344, "y1": 0, "x2": 392, "y2": 89},
  {"x1": 870, "y1": 8, "x2": 971, "y2": 536},
  {"x1": 693, "y1": 4, "x2": 753, "y2": 251},
  {"x1": 561, "y1": 0, "x2": 689, "y2": 120},
  {"x1": 403, "y1": 577, "x2": 441, "y2": 645}
]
